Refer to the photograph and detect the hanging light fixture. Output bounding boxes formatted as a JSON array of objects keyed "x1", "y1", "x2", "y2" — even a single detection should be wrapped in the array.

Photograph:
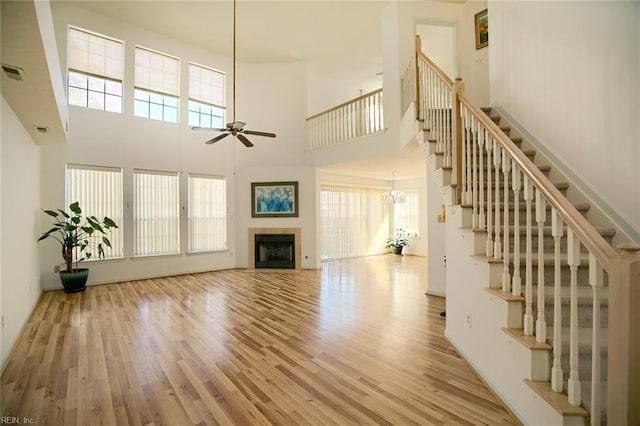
[{"x1": 382, "y1": 170, "x2": 406, "y2": 204}]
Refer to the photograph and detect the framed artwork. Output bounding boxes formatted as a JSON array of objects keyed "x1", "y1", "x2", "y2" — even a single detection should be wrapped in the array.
[
  {"x1": 251, "y1": 181, "x2": 299, "y2": 218},
  {"x1": 475, "y1": 9, "x2": 488, "y2": 50}
]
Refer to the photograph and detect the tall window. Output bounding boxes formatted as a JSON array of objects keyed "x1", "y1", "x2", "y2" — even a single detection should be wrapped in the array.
[
  {"x1": 320, "y1": 184, "x2": 389, "y2": 262},
  {"x1": 188, "y1": 63, "x2": 226, "y2": 128},
  {"x1": 393, "y1": 190, "x2": 420, "y2": 237},
  {"x1": 67, "y1": 27, "x2": 123, "y2": 113},
  {"x1": 188, "y1": 174, "x2": 227, "y2": 252},
  {"x1": 134, "y1": 47, "x2": 179, "y2": 123},
  {"x1": 133, "y1": 170, "x2": 180, "y2": 256},
  {"x1": 65, "y1": 164, "x2": 124, "y2": 259}
]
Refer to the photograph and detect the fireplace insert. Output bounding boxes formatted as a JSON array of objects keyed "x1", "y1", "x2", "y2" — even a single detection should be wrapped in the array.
[{"x1": 254, "y1": 234, "x2": 295, "y2": 269}]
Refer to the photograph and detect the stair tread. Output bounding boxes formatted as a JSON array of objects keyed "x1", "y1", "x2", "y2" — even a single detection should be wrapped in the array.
[
  {"x1": 485, "y1": 287, "x2": 525, "y2": 302},
  {"x1": 501, "y1": 327, "x2": 552, "y2": 350},
  {"x1": 524, "y1": 379, "x2": 589, "y2": 417}
]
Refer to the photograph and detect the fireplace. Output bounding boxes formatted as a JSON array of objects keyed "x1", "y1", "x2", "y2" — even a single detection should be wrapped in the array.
[
  {"x1": 254, "y1": 234, "x2": 295, "y2": 269},
  {"x1": 248, "y1": 227, "x2": 301, "y2": 270}
]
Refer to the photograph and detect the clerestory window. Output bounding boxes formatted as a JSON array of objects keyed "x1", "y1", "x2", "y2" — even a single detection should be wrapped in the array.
[
  {"x1": 67, "y1": 27, "x2": 124, "y2": 113},
  {"x1": 188, "y1": 63, "x2": 226, "y2": 129},
  {"x1": 134, "y1": 47, "x2": 180, "y2": 123}
]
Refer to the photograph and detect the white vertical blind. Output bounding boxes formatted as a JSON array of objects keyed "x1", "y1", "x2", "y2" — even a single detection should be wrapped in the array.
[
  {"x1": 133, "y1": 170, "x2": 180, "y2": 256},
  {"x1": 65, "y1": 164, "x2": 124, "y2": 259},
  {"x1": 188, "y1": 174, "x2": 227, "y2": 252},
  {"x1": 189, "y1": 63, "x2": 225, "y2": 107},
  {"x1": 320, "y1": 184, "x2": 389, "y2": 262},
  {"x1": 134, "y1": 46, "x2": 180, "y2": 96},
  {"x1": 68, "y1": 27, "x2": 123, "y2": 80},
  {"x1": 393, "y1": 190, "x2": 419, "y2": 236}
]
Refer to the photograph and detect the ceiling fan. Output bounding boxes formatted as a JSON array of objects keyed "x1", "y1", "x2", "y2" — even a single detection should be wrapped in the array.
[{"x1": 192, "y1": 0, "x2": 276, "y2": 148}]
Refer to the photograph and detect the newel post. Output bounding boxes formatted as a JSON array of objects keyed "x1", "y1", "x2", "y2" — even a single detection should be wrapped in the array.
[
  {"x1": 607, "y1": 244, "x2": 640, "y2": 425},
  {"x1": 414, "y1": 35, "x2": 421, "y2": 120},
  {"x1": 451, "y1": 78, "x2": 464, "y2": 205}
]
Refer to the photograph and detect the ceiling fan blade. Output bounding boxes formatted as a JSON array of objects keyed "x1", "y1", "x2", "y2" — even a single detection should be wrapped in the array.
[
  {"x1": 205, "y1": 133, "x2": 230, "y2": 144},
  {"x1": 193, "y1": 126, "x2": 229, "y2": 132},
  {"x1": 243, "y1": 130, "x2": 276, "y2": 138},
  {"x1": 237, "y1": 134, "x2": 254, "y2": 148}
]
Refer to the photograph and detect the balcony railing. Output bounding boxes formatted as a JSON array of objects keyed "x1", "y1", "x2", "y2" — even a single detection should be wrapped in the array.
[{"x1": 305, "y1": 88, "x2": 384, "y2": 150}]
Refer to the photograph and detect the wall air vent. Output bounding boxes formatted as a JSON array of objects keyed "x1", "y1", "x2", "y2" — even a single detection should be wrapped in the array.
[{"x1": 1, "y1": 64, "x2": 25, "y2": 81}]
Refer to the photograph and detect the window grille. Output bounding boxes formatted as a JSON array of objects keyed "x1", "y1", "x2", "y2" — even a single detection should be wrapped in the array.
[
  {"x1": 67, "y1": 27, "x2": 123, "y2": 113},
  {"x1": 134, "y1": 46, "x2": 180, "y2": 122}
]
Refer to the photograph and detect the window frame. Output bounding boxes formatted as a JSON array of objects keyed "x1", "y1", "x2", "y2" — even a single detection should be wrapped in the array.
[
  {"x1": 187, "y1": 173, "x2": 228, "y2": 253},
  {"x1": 67, "y1": 26, "x2": 124, "y2": 113}
]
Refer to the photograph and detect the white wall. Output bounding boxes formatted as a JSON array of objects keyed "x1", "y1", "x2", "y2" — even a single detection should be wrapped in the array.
[
  {"x1": 1, "y1": 97, "x2": 42, "y2": 366},
  {"x1": 489, "y1": 1, "x2": 640, "y2": 239},
  {"x1": 460, "y1": 1, "x2": 489, "y2": 106},
  {"x1": 426, "y1": 173, "x2": 446, "y2": 296}
]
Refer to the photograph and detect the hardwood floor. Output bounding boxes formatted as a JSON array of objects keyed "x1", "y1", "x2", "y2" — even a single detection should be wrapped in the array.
[{"x1": 1, "y1": 255, "x2": 519, "y2": 425}]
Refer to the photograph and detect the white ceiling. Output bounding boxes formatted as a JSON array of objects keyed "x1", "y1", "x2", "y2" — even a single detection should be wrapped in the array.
[{"x1": 54, "y1": 0, "x2": 430, "y2": 180}]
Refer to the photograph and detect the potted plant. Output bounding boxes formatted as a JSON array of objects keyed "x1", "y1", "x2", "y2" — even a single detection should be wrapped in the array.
[
  {"x1": 385, "y1": 234, "x2": 410, "y2": 255},
  {"x1": 38, "y1": 201, "x2": 118, "y2": 293}
]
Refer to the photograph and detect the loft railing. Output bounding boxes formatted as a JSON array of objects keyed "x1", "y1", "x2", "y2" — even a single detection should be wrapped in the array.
[
  {"x1": 410, "y1": 36, "x2": 639, "y2": 425},
  {"x1": 305, "y1": 88, "x2": 384, "y2": 150}
]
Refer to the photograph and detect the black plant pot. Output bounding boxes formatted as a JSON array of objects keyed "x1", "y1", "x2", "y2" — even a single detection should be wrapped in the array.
[
  {"x1": 393, "y1": 245, "x2": 403, "y2": 255},
  {"x1": 59, "y1": 268, "x2": 89, "y2": 293}
]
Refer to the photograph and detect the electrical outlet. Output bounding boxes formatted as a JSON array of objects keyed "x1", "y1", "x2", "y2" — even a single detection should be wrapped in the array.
[
  {"x1": 54, "y1": 264, "x2": 60, "y2": 273},
  {"x1": 466, "y1": 314, "x2": 472, "y2": 328}
]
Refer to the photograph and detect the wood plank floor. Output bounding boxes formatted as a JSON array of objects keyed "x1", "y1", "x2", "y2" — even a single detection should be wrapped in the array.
[{"x1": 1, "y1": 255, "x2": 519, "y2": 425}]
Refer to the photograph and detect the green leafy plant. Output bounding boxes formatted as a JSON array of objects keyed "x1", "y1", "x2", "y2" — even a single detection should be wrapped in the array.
[
  {"x1": 385, "y1": 235, "x2": 410, "y2": 249},
  {"x1": 38, "y1": 201, "x2": 118, "y2": 272}
]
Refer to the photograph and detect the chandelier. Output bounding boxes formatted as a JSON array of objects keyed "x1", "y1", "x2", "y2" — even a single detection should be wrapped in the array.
[{"x1": 382, "y1": 170, "x2": 406, "y2": 204}]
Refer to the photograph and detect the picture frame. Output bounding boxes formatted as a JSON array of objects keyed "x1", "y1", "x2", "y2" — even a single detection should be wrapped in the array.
[
  {"x1": 251, "y1": 181, "x2": 299, "y2": 218},
  {"x1": 474, "y1": 9, "x2": 488, "y2": 50}
]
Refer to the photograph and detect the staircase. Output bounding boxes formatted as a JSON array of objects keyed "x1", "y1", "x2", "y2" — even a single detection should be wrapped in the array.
[
  {"x1": 406, "y1": 35, "x2": 640, "y2": 426},
  {"x1": 424, "y1": 106, "x2": 615, "y2": 423}
]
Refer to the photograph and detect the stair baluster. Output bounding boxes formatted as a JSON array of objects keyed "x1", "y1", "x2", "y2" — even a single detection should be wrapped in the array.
[
  {"x1": 535, "y1": 190, "x2": 547, "y2": 343},
  {"x1": 524, "y1": 178, "x2": 534, "y2": 335},
  {"x1": 472, "y1": 116, "x2": 479, "y2": 229},
  {"x1": 502, "y1": 149, "x2": 511, "y2": 292},
  {"x1": 551, "y1": 208, "x2": 564, "y2": 392},
  {"x1": 567, "y1": 229, "x2": 582, "y2": 405},
  {"x1": 444, "y1": 88, "x2": 451, "y2": 168},
  {"x1": 478, "y1": 128, "x2": 486, "y2": 230},
  {"x1": 493, "y1": 141, "x2": 502, "y2": 259},
  {"x1": 485, "y1": 137, "x2": 494, "y2": 256},
  {"x1": 589, "y1": 254, "x2": 604, "y2": 425},
  {"x1": 512, "y1": 162, "x2": 522, "y2": 296},
  {"x1": 461, "y1": 107, "x2": 469, "y2": 204}
]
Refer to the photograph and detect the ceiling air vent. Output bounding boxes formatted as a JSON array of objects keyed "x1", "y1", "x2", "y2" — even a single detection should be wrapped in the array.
[
  {"x1": 33, "y1": 125, "x2": 49, "y2": 134},
  {"x1": 1, "y1": 64, "x2": 25, "y2": 81}
]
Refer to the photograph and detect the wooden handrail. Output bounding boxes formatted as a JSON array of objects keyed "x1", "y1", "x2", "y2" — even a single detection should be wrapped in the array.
[
  {"x1": 458, "y1": 93, "x2": 618, "y2": 270},
  {"x1": 305, "y1": 88, "x2": 383, "y2": 121}
]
